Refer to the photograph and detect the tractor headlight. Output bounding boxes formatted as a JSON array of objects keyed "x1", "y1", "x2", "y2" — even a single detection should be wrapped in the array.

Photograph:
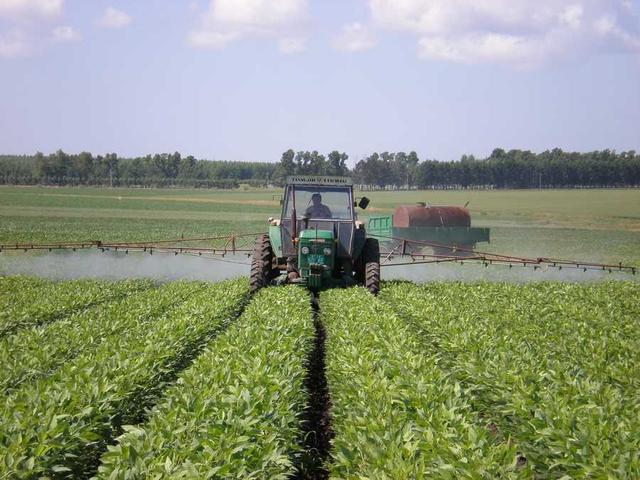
[
  {"x1": 301, "y1": 246, "x2": 310, "y2": 254},
  {"x1": 323, "y1": 247, "x2": 332, "y2": 256}
]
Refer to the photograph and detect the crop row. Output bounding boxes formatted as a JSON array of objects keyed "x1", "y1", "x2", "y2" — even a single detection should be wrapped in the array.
[
  {"x1": 0, "y1": 278, "x2": 248, "y2": 478},
  {"x1": 0, "y1": 276, "x2": 637, "y2": 478},
  {"x1": 380, "y1": 281, "x2": 640, "y2": 478},
  {"x1": 97, "y1": 285, "x2": 314, "y2": 479},
  {"x1": 0, "y1": 275, "x2": 48, "y2": 300},
  {"x1": 0, "y1": 281, "x2": 199, "y2": 394},
  {"x1": 320, "y1": 287, "x2": 524, "y2": 478},
  {"x1": 0, "y1": 277, "x2": 152, "y2": 337}
]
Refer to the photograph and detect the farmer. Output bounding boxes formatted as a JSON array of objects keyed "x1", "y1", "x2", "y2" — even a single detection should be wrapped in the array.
[{"x1": 305, "y1": 193, "x2": 332, "y2": 219}]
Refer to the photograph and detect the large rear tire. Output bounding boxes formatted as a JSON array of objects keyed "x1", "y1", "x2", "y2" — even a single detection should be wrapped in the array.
[
  {"x1": 250, "y1": 234, "x2": 277, "y2": 292},
  {"x1": 362, "y1": 238, "x2": 380, "y2": 295}
]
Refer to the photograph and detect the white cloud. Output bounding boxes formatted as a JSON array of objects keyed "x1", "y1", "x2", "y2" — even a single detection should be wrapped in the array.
[
  {"x1": 418, "y1": 33, "x2": 551, "y2": 67},
  {"x1": 368, "y1": 0, "x2": 640, "y2": 67},
  {"x1": 187, "y1": 30, "x2": 239, "y2": 49},
  {"x1": 51, "y1": 25, "x2": 79, "y2": 42},
  {"x1": 0, "y1": 28, "x2": 32, "y2": 57},
  {"x1": 0, "y1": 0, "x2": 62, "y2": 19},
  {"x1": 98, "y1": 7, "x2": 132, "y2": 29},
  {"x1": 188, "y1": 0, "x2": 309, "y2": 53},
  {"x1": 0, "y1": 0, "x2": 79, "y2": 58},
  {"x1": 559, "y1": 5, "x2": 584, "y2": 30},
  {"x1": 207, "y1": 0, "x2": 306, "y2": 29},
  {"x1": 333, "y1": 22, "x2": 376, "y2": 52}
]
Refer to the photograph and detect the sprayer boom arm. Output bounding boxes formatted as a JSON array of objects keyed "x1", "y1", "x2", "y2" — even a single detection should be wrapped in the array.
[{"x1": 1, "y1": 232, "x2": 636, "y2": 276}]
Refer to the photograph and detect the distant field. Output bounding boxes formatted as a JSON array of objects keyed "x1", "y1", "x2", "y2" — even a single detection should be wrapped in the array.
[{"x1": 0, "y1": 186, "x2": 638, "y2": 266}]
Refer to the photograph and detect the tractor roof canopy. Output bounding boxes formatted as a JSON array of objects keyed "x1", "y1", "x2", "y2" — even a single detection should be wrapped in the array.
[{"x1": 286, "y1": 175, "x2": 353, "y2": 186}]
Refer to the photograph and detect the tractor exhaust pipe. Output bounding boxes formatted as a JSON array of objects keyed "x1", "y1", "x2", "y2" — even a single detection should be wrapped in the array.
[{"x1": 291, "y1": 184, "x2": 297, "y2": 243}]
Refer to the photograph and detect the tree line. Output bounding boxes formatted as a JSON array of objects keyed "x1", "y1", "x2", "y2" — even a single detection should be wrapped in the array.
[
  {"x1": 0, "y1": 151, "x2": 276, "y2": 188},
  {"x1": 0, "y1": 148, "x2": 638, "y2": 189},
  {"x1": 354, "y1": 148, "x2": 640, "y2": 189}
]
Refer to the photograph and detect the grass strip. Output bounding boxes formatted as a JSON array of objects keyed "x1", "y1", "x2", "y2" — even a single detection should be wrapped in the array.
[
  {"x1": 321, "y1": 287, "x2": 524, "y2": 479},
  {"x1": 0, "y1": 278, "x2": 247, "y2": 478},
  {"x1": 381, "y1": 281, "x2": 640, "y2": 478},
  {"x1": 96, "y1": 286, "x2": 313, "y2": 480}
]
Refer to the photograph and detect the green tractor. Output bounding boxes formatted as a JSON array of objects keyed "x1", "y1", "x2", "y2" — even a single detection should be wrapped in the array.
[{"x1": 250, "y1": 176, "x2": 380, "y2": 294}]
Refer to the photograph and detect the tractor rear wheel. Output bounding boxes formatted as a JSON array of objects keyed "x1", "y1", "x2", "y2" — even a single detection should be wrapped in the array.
[
  {"x1": 250, "y1": 234, "x2": 277, "y2": 292},
  {"x1": 361, "y1": 238, "x2": 380, "y2": 295}
]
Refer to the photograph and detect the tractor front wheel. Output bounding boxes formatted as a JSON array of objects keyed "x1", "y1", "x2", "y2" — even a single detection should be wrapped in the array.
[
  {"x1": 250, "y1": 234, "x2": 277, "y2": 292},
  {"x1": 361, "y1": 238, "x2": 380, "y2": 295}
]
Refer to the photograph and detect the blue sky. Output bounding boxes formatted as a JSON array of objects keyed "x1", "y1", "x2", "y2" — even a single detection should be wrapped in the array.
[{"x1": 0, "y1": 0, "x2": 639, "y2": 164}]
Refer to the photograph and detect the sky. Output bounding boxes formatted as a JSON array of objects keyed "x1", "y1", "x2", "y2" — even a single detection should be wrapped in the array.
[{"x1": 0, "y1": 0, "x2": 639, "y2": 165}]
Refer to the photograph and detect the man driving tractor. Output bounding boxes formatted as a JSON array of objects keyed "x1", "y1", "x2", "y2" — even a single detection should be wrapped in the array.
[{"x1": 305, "y1": 192, "x2": 332, "y2": 219}]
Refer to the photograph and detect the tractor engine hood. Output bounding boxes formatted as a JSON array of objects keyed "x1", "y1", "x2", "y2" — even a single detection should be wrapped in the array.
[{"x1": 297, "y1": 229, "x2": 335, "y2": 289}]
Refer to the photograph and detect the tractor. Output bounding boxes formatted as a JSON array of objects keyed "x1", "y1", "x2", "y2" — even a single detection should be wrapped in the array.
[{"x1": 250, "y1": 175, "x2": 380, "y2": 294}]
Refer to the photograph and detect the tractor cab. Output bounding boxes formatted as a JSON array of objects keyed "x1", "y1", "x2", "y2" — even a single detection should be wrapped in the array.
[
  {"x1": 280, "y1": 177, "x2": 357, "y2": 261},
  {"x1": 250, "y1": 176, "x2": 380, "y2": 294}
]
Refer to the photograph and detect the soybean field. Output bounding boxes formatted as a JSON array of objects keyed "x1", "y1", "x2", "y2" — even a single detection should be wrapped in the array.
[
  {"x1": 1, "y1": 275, "x2": 639, "y2": 479},
  {"x1": 1, "y1": 186, "x2": 639, "y2": 267}
]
